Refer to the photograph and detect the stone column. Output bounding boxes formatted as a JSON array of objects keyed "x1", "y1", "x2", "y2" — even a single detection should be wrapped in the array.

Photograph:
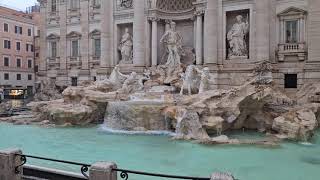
[
  {"x1": 255, "y1": 0, "x2": 270, "y2": 61},
  {"x1": 307, "y1": 0, "x2": 320, "y2": 62},
  {"x1": 80, "y1": 0, "x2": 90, "y2": 72},
  {"x1": 204, "y1": 0, "x2": 218, "y2": 64},
  {"x1": 151, "y1": 17, "x2": 158, "y2": 66},
  {"x1": 133, "y1": 0, "x2": 146, "y2": 66},
  {"x1": 89, "y1": 162, "x2": 117, "y2": 180},
  {"x1": 195, "y1": 11, "x2": 203, "y2": 65},
  {"x1": 100, "y1": 0, "x2": 113, "y2": 69},
  {"x1": 38, "y1": 1, "x2": 47, "y2": 73},
  {"x1": 0, "y1": 149, "x2": 22, "y2": 180},
  {"x1": 59, "y1": 1, "x2": 67, "y2": 70}
]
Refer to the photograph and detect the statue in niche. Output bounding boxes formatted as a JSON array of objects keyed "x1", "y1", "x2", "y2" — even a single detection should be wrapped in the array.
[
  {"x1": 227, "y1": 15, "x2": 249, "y2": 59},
  {"x1": 160, "y1": 21, "x2": 183, "y2": 66},
  {"x1": 118, "y1": 28, "x2": 133, "y2": 64}
]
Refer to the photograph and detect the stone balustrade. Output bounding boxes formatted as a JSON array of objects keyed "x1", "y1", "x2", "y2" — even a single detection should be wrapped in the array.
[
  {"x1": 277, "y1": 42, "x2": 307, "y2": 61},
  {"x1": 0, "y1": 149, "x2": 235, "y2": 180}
]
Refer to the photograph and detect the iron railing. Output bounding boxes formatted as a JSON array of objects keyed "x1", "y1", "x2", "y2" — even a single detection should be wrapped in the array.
[
  {"x1": 15, "y1": 154, "x2": 233, "y2": 180},
  {"x1": 15, "y1": 154, "x2": 91, "y2": 178},
  {"x1": 112, "y1": 168, "x2": 211, "y2": 180}
]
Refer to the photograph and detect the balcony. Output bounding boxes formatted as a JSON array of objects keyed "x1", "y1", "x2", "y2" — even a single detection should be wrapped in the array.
[
  {"x1": 67, "y1": 56, "x2": 82, "y2": 69},
  {"x1": 277, "y1": 42, "x2": 307, "y2": 61},
  {"x1": 47, "y1": 57, "x2": 60, "y2": 70}
]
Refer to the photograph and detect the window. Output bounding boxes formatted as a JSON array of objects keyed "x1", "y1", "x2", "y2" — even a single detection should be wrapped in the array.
[
  {"x1": 15, "y1": 26, "x2": 22, "y2": 34},
  {"x1": 93, "y1": 0, "x2": 101, "y2": 7},
  {"x1": 51, "y1": 41, "x2": 57, "y2": 58},
  {"x1": 26, "y1": 44, "x2": 34, "y2": 52},
  {"x1": 94, "y1": 38, "x2": 101, "y2": 57},
  {"x1": 16, "y1": 74, "x2": 21, "y2": 80},
  {"x1": 285, "y1": 74, "x2": 297, "y2": 89},
  {"x1": 16, "y1": 42, "x2": 21, "y2": 51},
  {"x1": 71, "y1": 40, "x2": 79, "y2": 57},
  {"x1": 70, "y1": 0, "x2": 80, "y2": 9},
  {"x1": 285, "y1": 20, "x2": 298, "y2": 43},
  {"x1": 4, "y1": 57, "x2": 9, "y2": 66},
  {"x1": 28, "y1": 29, "x2": 32, "y2": 36},
  {"x1": 52, "y1": 0, "x2": 57, "y2": 12},
  {"x1": 4, "y1": 40, "x2": 11, "y2": 49},
  {"x1": 4, "y1": 23, "x2": 8, "y2": 32},
  {"x1": 4, "y1": 73, "x2": 9, "y2": 80},
  {"x1": 16, "y1": 58, "x2": 21, "y2": 68},
  {"x1": 71, "y1": 77, "x2": 78, "y2": 86},
  {"x1": 28, "y1": 60, "x2": 32, "y2": 68},
  {"x1": 28, "y1": 74, "x2": 32, "y2": 80}
]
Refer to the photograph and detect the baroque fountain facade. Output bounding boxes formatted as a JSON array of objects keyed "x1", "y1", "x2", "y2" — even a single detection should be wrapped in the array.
[{"x1": 20, "y1": 0, "x2": 320, "y2": 143}]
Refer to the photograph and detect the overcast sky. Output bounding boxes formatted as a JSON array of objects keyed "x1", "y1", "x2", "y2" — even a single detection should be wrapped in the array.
[{"x1": 0, "y1": 0, "x2": 38, "y2": 11}]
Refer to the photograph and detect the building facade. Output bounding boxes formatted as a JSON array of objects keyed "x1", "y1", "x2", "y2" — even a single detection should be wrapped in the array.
[
  {"x1": 38, "y1": 0, "x2": 320, "y2": 89},
  {"x1": 0, "y1": 6, "x2": 39, "y2": 96}
]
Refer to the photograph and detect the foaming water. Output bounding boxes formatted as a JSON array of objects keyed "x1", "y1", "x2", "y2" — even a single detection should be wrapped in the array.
[{"x1": 98, "y1": 125, "x2": 176, "y2": 136}]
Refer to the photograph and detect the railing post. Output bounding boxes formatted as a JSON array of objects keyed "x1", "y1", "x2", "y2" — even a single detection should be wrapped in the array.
[
  {"x1": 89, "y1": 162, "x2": 117, "y2": 180},
  {"x1": 0, "y1": 149, "x2": 22, "y2": 180},
  {"x1": 210, "y1": 172, "x2": 235, "y2": 180}
]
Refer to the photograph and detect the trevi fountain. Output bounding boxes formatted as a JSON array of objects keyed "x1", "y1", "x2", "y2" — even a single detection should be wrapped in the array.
[{"x1": 1, "y1": 0, "x2": 320, "y2": 180}]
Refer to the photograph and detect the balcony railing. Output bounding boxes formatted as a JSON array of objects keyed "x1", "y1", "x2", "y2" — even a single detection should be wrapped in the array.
[
  {"x1": 278, "y1": 42, "x2": 306, "y2": 53},
  {"x1": 277, "y1": 42, "x2": 307, "y2": 61}
]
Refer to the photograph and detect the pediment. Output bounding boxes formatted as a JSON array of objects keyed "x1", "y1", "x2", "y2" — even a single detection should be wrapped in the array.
[
  {"x1": 66, "y1": 31, "x2": 82, "y2": 39},
  {"x1": 47, "y1": 33, "x2": 60, "y2": 40},
  {"x1": 90, "y1": 29, "x2": 101, "y2": 36},
  {"x1": 278, "y1": 7, "x2": 307, "y2": 16}
]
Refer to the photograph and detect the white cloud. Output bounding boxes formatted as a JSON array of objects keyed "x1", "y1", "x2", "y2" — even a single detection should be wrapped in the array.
[{"x1": 0, "y1": 0, "x2": 38, "y2": 11}]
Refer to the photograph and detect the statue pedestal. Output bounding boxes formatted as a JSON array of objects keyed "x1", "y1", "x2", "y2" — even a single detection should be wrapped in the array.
[{"x1": 117, "y1": 64, "x2": 146, "y2": 73}]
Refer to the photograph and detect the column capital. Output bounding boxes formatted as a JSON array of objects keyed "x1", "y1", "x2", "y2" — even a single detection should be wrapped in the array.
[
  {"x1": 194, "y1": 9, "x2": 205, "y2": 16},
  {"x1": 148, "y1": 16, "x2": 160, "y2": 22}
]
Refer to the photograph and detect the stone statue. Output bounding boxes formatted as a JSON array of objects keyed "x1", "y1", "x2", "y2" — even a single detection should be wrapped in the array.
[
  {"x1": 197, "y1": 67, "x2": 210, "y2": 94},
  {"x1": 118, "y1": 28, "x2": 133, "y2": 64},
  {"x1": 180, "y1": 65, "x2": 198, "y2": 95},
  {"x1": 253, "y1": 61, "x2": 273, "y2": 85},
  {"x1": 160, "y1": 21, "x2": 183, "y2": 66},
  {"x1": 118, "y1": 72, "x2": 138, "y2": 94},
  {"x1": 107, "y1": 65, "x2": 128, "y2": 87},
  {"x1": 138, "y1": 69, "x2": 151, "y2": 91},
  {"x1": 227, "y1": 15, "x2": 249, "y2": 59}
]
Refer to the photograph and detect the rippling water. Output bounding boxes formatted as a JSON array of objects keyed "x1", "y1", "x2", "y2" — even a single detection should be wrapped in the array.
[{"x1": 0, "y1": 123, "x2": 319, "y2": 180}]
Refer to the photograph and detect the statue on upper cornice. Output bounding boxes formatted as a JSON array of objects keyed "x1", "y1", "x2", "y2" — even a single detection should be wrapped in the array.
[{"x1": 120, "y1": 0, "x2": 133, "y2": 8}]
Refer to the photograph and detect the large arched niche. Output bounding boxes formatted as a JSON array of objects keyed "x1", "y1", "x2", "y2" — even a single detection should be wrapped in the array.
[{"x1": 156, "y1": 0, "x2": 196, "y2": 12}]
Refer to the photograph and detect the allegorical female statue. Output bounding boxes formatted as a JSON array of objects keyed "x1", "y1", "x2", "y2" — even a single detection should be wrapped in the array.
[
  {"x1": 227, "y1": 15, "x2": 249, "y2": 59},
  {"x1": 118, "y1": 28, "x2": 133, "y2": 64}
]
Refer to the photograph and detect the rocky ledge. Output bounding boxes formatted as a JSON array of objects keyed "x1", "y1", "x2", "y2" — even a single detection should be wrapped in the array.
[{"x1": 2, "y1": 63, "x2": 319, "y2": 143}]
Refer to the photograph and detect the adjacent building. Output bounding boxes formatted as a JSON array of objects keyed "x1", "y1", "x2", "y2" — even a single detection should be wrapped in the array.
[
  {"x1": 0, "y1": 5, "x2": 40, "y2": 97},
  {"x1": 38, "y1": 0, "x2": 320, "y2": 90}
]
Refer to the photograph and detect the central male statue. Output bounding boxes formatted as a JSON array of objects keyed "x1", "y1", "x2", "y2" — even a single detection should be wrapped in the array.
[{"x1": 160, "y1": 21, "x2": 183, "y2": 66}]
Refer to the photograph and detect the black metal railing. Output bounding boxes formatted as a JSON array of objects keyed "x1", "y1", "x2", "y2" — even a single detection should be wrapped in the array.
[
  {"x1": 15, "y1": 154, "x2": 91, "y2": 178},
  {"x1": 112, "y1": 168, "x2": 211, "y2": 180},
  {"x1": 14, "y1": 154, "x2": 234, "y2": 180}
]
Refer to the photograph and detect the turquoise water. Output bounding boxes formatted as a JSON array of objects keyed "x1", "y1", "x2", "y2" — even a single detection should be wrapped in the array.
[{"x1": 0, "y1": 123, "x2": 319, "y2": 180}]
